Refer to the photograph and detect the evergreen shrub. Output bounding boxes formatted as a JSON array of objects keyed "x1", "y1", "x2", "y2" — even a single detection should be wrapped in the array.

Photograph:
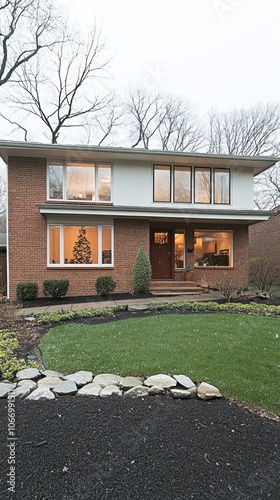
[
  {"x1": 43, "y1": 279, "x2": 69, "y2": 298},
  {"x1": 132, "y1": 247, "x2": 151, "y2": 293}
]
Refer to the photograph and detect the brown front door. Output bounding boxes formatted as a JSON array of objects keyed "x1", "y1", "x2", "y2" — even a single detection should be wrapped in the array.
[{"x1": 150, "y1": 230, "x2": 172, "y2": 279}]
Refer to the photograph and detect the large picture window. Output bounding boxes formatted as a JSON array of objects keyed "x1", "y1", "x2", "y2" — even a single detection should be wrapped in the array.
[
  {"x1": 48, "y1": 225, "x2": 113, "y2": 266},
  {"x1": 194, "y1": 231, "x2": 232, "y2": 267},
  {"x1": 48, "y1": 163, "x2": 112, "y2": 202}
]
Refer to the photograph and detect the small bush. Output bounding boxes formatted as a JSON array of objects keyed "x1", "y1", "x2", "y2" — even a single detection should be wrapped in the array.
[
  {"x1": 249, "y1": 257, "x2": 279, "y2": 292},
  {"x1": 95, "y1": 276, "x2": 116, "y2": 297},
  {"x1": 43, "y1": 279, "x2": 69, "y2": 298},
  {"x1": 0, "y1": 301, "x2": 21, "y2": 324},
  {"x1": 0, "y1": 329, "x2": 37, "y2": 380},
  {"x1": 215, "y1": 276, "x2": 244, "y2": 302},
  {"x1": 16, "y1": 282, "x2": 38, "y2": 300},
  {"x1": 132, "y1": 247, "x2": 152, "y2": 294}
]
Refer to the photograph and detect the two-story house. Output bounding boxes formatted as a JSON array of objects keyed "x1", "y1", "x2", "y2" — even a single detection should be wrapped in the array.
[{"x1": 0, "y1": 141, "x2": 278, "y2": 299}]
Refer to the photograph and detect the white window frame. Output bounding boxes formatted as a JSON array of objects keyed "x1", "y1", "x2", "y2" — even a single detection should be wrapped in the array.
[
  {"x1": 47, "y1": 224, "x2": 114, "y2": 267},
  {"x1": 47, "y1": 162, "x2": 113, "y2": 203}
]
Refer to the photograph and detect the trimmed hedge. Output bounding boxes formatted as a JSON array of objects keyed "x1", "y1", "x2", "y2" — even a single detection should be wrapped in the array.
[
  {"x1": 95, "y1": 276, "x2": 116, "y2": 297},
  {"x1": 43, "y1": 279, "x2": 69, "y2": 298},
  {"x1": 16, "y1": 282, "x2": 38, "y2": 301}
]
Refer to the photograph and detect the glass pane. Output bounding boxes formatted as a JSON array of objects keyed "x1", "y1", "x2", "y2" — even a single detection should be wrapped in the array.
[
  {"x1": 154, "y1": 165, "x2": 171, "y2": 202},
  {"x1": 49, "y1": 226, "x2": 60, "y2": 264},
  {"x1": 64, "y1": 226, "x2": 98, "y2": 264},
  {"x1": 194, "y1": 231, "x2": 231, "y2": 267},
  {"x1": 154, "y1": 232, "x2": 168, "y2": 244},
  {"x1": 214, "y1": 169, "x2": 230, "y2": 204},
  {"x1": 174, "y1": 167, "x2": 191, "y2": 202},
  {"x1": 175, "y1": 232, "x2": 185, "y2": 268},
  {"x1": 49, "y1": 165, "x2": 63, "y2": 199},
  {"x1": 102, "y1": 226, "x2": 112, "y2": 264},
  {"x1": 66, "y1": 164, "x2": 95, "y2": 201},
  {"x1": 194, "y1": 168, "x2": 211, "y2": 203},
  {"x1": 98, "y1": 165, "x2": 111, "y2": 201}
]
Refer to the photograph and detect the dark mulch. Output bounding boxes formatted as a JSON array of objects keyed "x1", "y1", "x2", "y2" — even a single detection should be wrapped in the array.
[{"x1": 0, "y1": 396, "x2": 279, "y2": 500}]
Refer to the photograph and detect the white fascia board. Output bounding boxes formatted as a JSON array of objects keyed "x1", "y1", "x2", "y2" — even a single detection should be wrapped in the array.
[{"x1": 38, "y1": 204, "x2": 271, "y2": 223}]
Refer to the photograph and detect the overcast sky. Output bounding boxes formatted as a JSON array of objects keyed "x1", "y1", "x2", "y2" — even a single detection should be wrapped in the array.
[{"x1": 58, "y1": 0, "x2": 280, "y2": 114}]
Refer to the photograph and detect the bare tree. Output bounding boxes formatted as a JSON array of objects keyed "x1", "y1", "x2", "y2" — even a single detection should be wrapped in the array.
[
  {"x1": 254, "y1": 164, "x2": 280, "y2": 209},
  {"x1": 158, "y1": 97, "x2": 205, "y2": 152},
  {"x1": 207, "y1": 104, "x2": 280, "y2": 155},
  {"x1": 2, "y1": 25, "x2": 117, "y2": 144},
  {"x1": 127, "y1": 89, "x2": 167, "y2": 148},
  {"x1": 0, "y1": 0, "x2": 61, "y2": 87},
  {"x1": 126, "y1": 89, "x2": 205, "y2": 152}
]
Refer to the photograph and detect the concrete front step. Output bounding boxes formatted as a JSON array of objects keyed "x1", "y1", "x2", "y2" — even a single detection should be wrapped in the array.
[
  {"x1": 151, "y1": 286, "x2": 202, "y2": 293},
  {"x1": 150, "y1": 280, "x2": 199, "y2": 289},
  {"x1": 151, "y1": 291, "x2": 203, "y2": 297}
]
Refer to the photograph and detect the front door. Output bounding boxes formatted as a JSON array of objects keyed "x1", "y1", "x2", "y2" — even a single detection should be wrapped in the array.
[{"x1": 150, "y1": 230, "x2": 172, "y2": 279}]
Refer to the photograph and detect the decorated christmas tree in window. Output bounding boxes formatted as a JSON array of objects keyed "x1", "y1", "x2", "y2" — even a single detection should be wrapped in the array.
[{"x1": 72, "y1": 226, "x2": 92, "y2": 264}]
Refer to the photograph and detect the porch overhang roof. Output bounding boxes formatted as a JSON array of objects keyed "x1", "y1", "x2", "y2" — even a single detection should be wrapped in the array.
[
  {"x1": 37, "y1": 203, "x2": 272, "y2": 225},
  {"x1": 0, "y1": 140, "x2": 279, "y2": 175}
]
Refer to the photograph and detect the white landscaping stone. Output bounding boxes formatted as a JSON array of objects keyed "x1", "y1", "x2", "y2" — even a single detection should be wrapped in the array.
[
  {"x1": 128, "y1": 304, "x2": 148, "y2": 311},
  {"x1": 26, "y1": 387, "x2": 55, "y2": 400},
  {"x1": 77, "y1": 383, "x2": 102, "y2": 397},
  {"x1": 64, "y1": 371, "x2": 93, "y2": 387},
  {"x1": 148, "y1": 385, "x2": 165, "y2": 395},
  {"x1": 38, "y1": 377, "x2": 62, "y2": 389},
  {"x1": 93, "y1": 374, "x2": 122, "y2": 388},
  {"x1": 54, "y1": 380, "x2": 77, "y2": 395},
  {"x1": 99, "y1": 385, "x2": 122, "y2": 398},
  {"x1": 0, "y1": 383, "x2": 16, "y2": 398},
  {"x1": 17, "y1": 380, "x2": 37, "y2": 390},
  {"x1": 144, "y1": 374, "x2": 177, "y2": 389},
  {"x1": 170, "y1": 387, "x2": 197, "y2": 399},
  {"x1": 15, "y1": 368, "x2": 41, "y2": 381},
  {"x1": 41, "y1": 370, "x2": 64, "y2": 378},
  {"x1": 123, "y1": 385, "x2": 150, "y2": 398},
  {"x1": 197, "y1": 382, "x2": 223, "y2": 400},
  {"x1": 11, "y1": 386, "x2": 31, "y2": 399},
  {"x1": 173, "y1": 374, "x2": 196, "y2": 389},
  {"x1": 119, "y1": 376, "x2": 144, "y2": 389}
]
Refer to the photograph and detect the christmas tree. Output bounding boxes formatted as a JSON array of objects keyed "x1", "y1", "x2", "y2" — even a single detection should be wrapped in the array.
[{"x1": 72, "y1": 227, "x2": 92, "y2": 264}]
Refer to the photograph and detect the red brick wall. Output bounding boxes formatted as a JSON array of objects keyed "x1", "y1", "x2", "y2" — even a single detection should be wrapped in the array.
[
  {"x1": 8, "y1": 156, "x2": 150, "y2": 298},
  {"x1": 249, "y1": 211, "x2": 280, "y2": 285},
  {"x1": 7, "y1": 155, "x2": 249, "y2": 298}
]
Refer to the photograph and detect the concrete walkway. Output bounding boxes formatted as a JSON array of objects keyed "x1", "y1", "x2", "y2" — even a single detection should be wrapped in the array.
[{"x1": 20, "y1": 290, "x2": 224, "y2": 315}]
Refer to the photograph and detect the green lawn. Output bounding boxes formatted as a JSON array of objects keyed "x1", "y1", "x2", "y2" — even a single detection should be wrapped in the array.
[{"x1": 40, "y1": 313, "x2": 280, "y2": 415}]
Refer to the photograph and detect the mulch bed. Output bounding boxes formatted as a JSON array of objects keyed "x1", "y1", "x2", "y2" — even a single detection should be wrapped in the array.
[{"x1": 0, "y1": 396, "x2": 279, "y2": 499}]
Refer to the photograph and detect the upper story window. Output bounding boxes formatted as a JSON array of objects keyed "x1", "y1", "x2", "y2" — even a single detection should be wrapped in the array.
[
  {"x1": 153, "y1": 165, "x2": 230, "y2": 205},
  {"x1": 48, "y1": 163, "x2": 112, "y2": 202}
]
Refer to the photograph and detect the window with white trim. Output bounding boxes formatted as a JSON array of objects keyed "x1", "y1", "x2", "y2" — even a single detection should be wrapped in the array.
[
  {"x1": 48, "y1": 163, "x2": 111, "y2": 202},
  {"x1": 48, "y1": 225, "x2": 113, "y2": 266}
]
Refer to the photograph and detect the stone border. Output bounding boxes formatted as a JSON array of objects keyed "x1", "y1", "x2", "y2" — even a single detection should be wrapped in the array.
[{"x1": 0, "y1": 368, "x2": 223, "y2": 401}]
